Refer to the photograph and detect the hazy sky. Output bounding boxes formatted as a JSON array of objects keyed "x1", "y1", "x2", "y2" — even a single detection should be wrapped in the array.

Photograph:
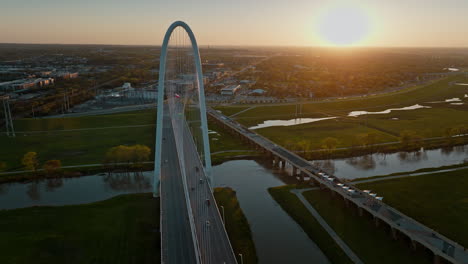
[{"x1": 1, "y1": 0, "x2": 468, "y2": 47}]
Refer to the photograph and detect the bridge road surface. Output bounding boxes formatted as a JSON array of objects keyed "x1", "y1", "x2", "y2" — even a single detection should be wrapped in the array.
[
  {"x1": 180, "y1": 120, "x2": 238, "y2": 264},
  {"x1": 207, "y1": 108, "x2": 468, "y2": 264},
  {"x1": 160, "y1": 113, "x2": 198, "y2": 264}
]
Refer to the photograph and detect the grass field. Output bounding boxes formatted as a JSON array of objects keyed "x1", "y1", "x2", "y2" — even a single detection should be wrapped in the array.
[
  {"x1": 257, "y1": 118, "x2": 398, "y2": 149},
  {"x1": 214, "y1": 187, "x2": 258, "y2": 263},
  {"x1": 365, "y1": 107, "x2": 468, "y2": 138},
  {"x1": 357, "y1": 168, "x2": 468, "y2": 248},
  {"x1": 0, "y1": 193, "x2": 160, "y2": 264},
  {"x1": 215, "y1": 105, "x2": 252, "y2": 117},
  {"x1": 268, "y1": 185, "x2": 353, "y2": 264},
  {"x1": 0, "y1": 110, "x2": 253, "y2": 172},
  {"x1": 303, "y1": 190, "x2": 431, "y2": 264}
]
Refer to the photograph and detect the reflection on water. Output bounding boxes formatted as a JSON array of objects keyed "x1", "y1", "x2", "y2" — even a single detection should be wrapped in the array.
[
  {"x1": 0, "y1": 171, "x2": 154, "y2": 210},
  {"x1": 314, "y1": 145, "x2": 468, "y2": 179},
  {"x1": 348, "y1": 104, "x2": 430, "y2": 117}
]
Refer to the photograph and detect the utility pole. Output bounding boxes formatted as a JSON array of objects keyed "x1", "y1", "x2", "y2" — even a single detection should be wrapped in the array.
[{"x1": 1, "y1": 95, "x2": 15, "y2": 137}]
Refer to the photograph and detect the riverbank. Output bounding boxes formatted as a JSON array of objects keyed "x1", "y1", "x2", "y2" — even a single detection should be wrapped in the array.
[
  {"x1": 268, "y1": 185, "x2": 353, "y2": 264},
  {"x1": 0, "y1": 193, "x2": 161, "y2": 264},
  {"x1": 349, "y1": 162, "x2": 468, "y2": 182},
  {"x1": 214, "y1": 187, "x2": 258, "y2": 263}
]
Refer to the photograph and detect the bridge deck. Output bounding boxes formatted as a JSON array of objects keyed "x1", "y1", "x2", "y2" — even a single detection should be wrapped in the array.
[
  {"x1": 181, "y1": 117, "x2": 238, "y2": 264},
  {"x1": 160, "y1": 115, "x2": 198, "y2": 264},
  {"x1": 160, "y1": 108, "x2": 237, "y2": 264}
]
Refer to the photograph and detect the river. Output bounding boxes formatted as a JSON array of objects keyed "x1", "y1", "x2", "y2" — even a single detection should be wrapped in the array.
[{"x1": 312, "y1": 145, "x2": 468, "y2": 179}]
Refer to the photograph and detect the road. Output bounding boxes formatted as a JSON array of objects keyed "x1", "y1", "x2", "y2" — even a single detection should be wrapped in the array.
[
  {"x1": 167, "y1": 99, "x2": 237, "y2": 264},
  {"x1": 160, "y1": 113, "x2": 198, "y2": 264},
  {"x1": 43, "y1": 103, "x2": 156, "y2": 118}
]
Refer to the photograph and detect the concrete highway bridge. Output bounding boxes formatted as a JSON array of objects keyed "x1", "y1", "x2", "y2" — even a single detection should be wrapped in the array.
[
  {"x1": 208, "y1": 108, "x2": 468, "y2": 264},
  {"x1": 154, "y1": 21, "x2": 237, "y2": 264}
]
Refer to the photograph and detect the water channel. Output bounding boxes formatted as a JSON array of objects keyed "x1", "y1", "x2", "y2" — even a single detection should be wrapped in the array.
[{"x1": 313, "y1": 145, "x2": 468, "y2": 179}]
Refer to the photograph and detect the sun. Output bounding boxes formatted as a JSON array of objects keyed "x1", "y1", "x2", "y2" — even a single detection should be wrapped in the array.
[{"x1": 316, "y1": 5, "x2": 372, "y2": 46}]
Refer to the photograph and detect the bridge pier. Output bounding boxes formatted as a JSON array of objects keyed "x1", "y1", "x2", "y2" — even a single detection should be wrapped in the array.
[
  {"x1": 411, "y1": 240, "x2": 418, "y2": 251},
  {"x1": 292, "y1": 167, "x2": 297, "y2": 176},
  {"x1": 391, "y1": 227, "x2": 398, "y2": 240},
  {"x1": 153, "y1": 173, "x2": 161, "y2": 197},
  {"x1": 433, "y1": 255, "x2": 441, "y2": 264},
  {"x1": 374, "y1": 217, "x2": 380, "y2": 228},
  {"x1": 344, "y1": 198, "x2": 350, "y2": 208},
  {"x1": 299, "y1": 171, "x2": 305, "y2": 182},
  {"x1": 281, "y1": 159, "x2": 286, "y2": 169},
  {"x1": 358, "y1": 207, "x2": 364, "y2": 217},
  {"x1": 274, "y1": 156, "x2": 280, "y2": 167}
]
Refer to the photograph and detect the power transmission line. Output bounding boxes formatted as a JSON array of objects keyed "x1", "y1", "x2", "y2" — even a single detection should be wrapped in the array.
[{"x1": 1, "y1": 95, "x2": 15, "y2": 137}]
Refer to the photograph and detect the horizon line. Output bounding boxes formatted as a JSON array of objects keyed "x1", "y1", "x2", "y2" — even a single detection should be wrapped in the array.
[{"x1": 1, "y1": 42, "x2": 468, "y2": 49}]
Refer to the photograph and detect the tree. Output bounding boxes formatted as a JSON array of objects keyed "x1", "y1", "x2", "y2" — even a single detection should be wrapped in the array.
[
  {"x1": 130, "y1": 145, "x2": 151, "y2": 168},
  {"x1": 356, "y1": 132, "x2": 378, "y2": 150},
  {"x1": 321, "y1": 137, "x2": 339, "y2": 154},
  {"x1": 0, "y1": 162, "x2": 6, "y2": 172},
  {"x1": 400, "y1": 130, "x2": 423, "y2": 148},
  {"x1": 296, "y1": 140, "x2": 311, "y2": 155},
  {"x1": 43, "y1": 160, "x2": 62, "y2": 175},
  {"x1": 22, "y1": 152, "x2": 39, "y2": 174},
  {"x1": 105, "y1": 145, "x2": 151, "y2": 169}
]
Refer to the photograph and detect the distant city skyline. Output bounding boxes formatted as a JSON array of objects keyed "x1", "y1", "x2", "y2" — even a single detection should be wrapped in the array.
[{"x1": 1, "y1": 0, "x2": 468, "y2": 47}]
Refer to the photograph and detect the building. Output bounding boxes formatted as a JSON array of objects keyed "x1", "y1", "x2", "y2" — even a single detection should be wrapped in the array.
[
  {"x1": 0, "y1": 78, "x2": 54, "y2": 91},
  {"x1": 220, "y1": 85, "x2": 241, "y2": 95},
  {"x1": 53, "y1": 72, "x2": 79, "y2": 80},
  {"x1": 249, "y1": 88, "x2": 266, "y2": 95}
]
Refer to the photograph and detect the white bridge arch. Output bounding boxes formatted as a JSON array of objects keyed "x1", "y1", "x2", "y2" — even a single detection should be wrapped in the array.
[{"x1": 153, "y1": 21, "x2": 212, "y2": 197}]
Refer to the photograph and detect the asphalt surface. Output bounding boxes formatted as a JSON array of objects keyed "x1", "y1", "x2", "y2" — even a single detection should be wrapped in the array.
[
  {"x1": 180, "y1": 119, "x2": 237, "y2": 264},
  {"x1": 160, "y1": 114, "x2": 198, "y2": 264},
  {"x1": 159, "y1": 101, "x2": 237, "y2": 264}
]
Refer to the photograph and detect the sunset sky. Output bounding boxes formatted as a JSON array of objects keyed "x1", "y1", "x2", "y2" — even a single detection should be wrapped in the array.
[{"x1": 1, "y1": 0, "x2": 468, "y2": 47}]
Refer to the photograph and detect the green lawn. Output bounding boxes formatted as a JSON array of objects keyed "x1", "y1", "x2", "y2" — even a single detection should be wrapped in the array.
[
  {"x1": 257, "y1": 118, "x2": 398, "y2": 149},
  {"x1": 268, "y1": 185, "x2": 353, "y2": 264},
  {"x1": 0, "y1": 194, "x2": 160, "y2": 264},
  {"x1": 0, "y1": 110, "x2": 253, "y2": 172},
  {"x1": 365, "y1": 107, "x2": 468, "y2": 138},
  {"x1": 214, "y1": 106, "x2": 252, "y2": 117},
  {"x1": 303, "y1": 190, "x2": 431, "y2": 264},
  {"x1": 214, "y1": 187, "x2": 258, "y2": 263},
  {"x1": 357, "y1": 168, "x2": 468, "y2": 248}
]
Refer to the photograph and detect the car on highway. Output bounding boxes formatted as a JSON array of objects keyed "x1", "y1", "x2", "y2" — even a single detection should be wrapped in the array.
[{"x1": 199, "y1": 178, "x2": 203, "y2": 184}]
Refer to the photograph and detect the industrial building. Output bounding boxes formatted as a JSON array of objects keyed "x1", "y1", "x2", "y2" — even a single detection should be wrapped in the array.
[{"x1": 220, "y1": 84, "x2": 241, "y2": 95}]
